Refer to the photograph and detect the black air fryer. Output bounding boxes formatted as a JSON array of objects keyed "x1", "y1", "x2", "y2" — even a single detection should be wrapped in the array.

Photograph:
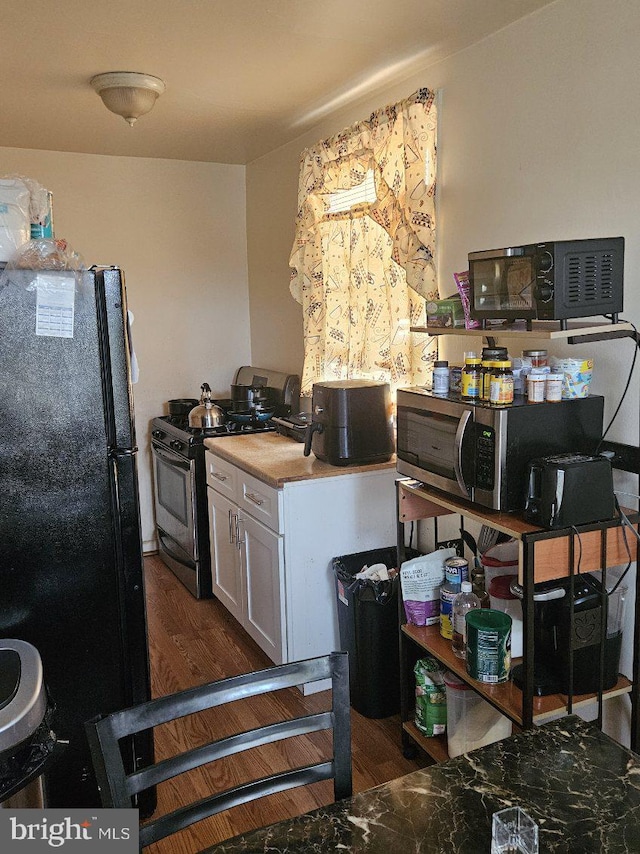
[{"x1": 303, "y1": 380, "x2": 394, "y2": 466}]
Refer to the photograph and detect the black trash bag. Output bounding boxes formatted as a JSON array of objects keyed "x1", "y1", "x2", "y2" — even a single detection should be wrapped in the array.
[{"x1": 332, "y1": 546, "x2": 419, "y2": 718}]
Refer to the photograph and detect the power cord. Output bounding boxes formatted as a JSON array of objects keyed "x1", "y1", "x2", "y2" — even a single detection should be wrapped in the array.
[
  {"x1": 569, "y1": 525, "x2": 583, "y2": 575},
  {"x1": 568, "y1": 495, "x2": 637, "y2": 600},
  {"x1": 596, "y1": 318, "x2": 639, "y2": 453}
]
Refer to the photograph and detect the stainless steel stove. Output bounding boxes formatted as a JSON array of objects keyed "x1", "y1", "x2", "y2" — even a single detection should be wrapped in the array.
[{"x1": 151, "y1": 367, "x2": 300, "y2": 599}]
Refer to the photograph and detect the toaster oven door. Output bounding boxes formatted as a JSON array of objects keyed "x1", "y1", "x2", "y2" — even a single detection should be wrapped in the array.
[
  {"x1": 396, "y1": 392, "x2": 475, "y2": 499},
  {"x1": 469, "y1": 248, "x2": 536, "y2": 321}
]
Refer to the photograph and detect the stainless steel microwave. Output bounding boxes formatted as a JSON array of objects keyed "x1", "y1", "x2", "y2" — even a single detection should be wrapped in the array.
[{"x1": 395, "y1": 388, "x2": 604, "y2": 511}]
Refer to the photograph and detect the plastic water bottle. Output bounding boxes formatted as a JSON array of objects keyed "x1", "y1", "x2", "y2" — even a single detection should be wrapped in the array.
[{"x1": 452, "y1": 581, "x2": 481, "y2": 659}]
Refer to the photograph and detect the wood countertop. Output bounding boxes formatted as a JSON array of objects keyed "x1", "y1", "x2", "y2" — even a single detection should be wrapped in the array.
[{"x1": 203, "y1": 433, "x2": 396, "y2": 488}]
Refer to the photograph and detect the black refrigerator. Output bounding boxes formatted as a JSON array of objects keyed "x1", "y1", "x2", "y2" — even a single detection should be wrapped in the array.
[{"x1": 0, "y1": 264, "x2": 154, "y2": 809}]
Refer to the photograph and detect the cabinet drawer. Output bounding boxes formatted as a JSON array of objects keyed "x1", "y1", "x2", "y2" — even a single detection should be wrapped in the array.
[
  {"x1": 238, "y1": 470, "x2": 282, "y2": 533},
  {"x1": 205, "y1": 451, "x2": 237, "y2": 499}
]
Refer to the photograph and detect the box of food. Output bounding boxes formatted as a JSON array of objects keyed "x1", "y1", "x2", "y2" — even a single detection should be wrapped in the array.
[{"x1": 426, "y1": 296, "x2": 466, "y2": 328}]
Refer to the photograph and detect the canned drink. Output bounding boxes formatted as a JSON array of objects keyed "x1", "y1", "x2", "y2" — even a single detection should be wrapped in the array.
[
  {"x1": 444, "y1": 556, "x2": 469, "y2": 586},
  {"x1": 439, "y1": 582, "x2": 459, "y2": 639}
]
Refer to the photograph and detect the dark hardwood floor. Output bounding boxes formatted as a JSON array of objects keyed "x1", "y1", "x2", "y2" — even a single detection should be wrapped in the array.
[{"x1": 143, "y1": 554, "x2": 426, "y2": 853}]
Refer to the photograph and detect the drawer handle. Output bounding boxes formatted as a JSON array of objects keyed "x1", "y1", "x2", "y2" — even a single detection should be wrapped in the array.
[
  {"x1": 213, "y1": 472, "x2": 228, "y2": 482},
  {"x1": 245, "y1": 492, "x2": 264, "y2": 507}
]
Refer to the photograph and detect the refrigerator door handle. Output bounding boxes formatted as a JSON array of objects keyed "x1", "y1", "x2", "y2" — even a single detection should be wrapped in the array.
[{"x1": 95, "y1": 267, "x2": 137, "y2": 452}]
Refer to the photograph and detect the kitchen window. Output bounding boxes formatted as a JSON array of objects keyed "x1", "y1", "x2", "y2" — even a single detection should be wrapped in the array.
[{"x1": 289, "y1": 88, "x2": 438, "y2": 398}]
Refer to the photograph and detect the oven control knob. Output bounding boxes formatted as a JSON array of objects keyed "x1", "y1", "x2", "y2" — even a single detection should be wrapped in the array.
[
  {"x1": 536, "y1": 282, "x2": 554, "y2": 302},
  {"x1": 152, "y1": 430, "x2": 165, "y2": 439},
  {"x1": 170, "y1": 440, "x2": 184, "y2": 451},
  {"x1": 538, "y1": 251, "x2": 553, "y2": 273}
]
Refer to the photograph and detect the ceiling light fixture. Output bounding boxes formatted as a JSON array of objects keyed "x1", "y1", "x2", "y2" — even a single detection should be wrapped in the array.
[{"x1": 90, "y1": 72, "x2": 166, "y2": 127}]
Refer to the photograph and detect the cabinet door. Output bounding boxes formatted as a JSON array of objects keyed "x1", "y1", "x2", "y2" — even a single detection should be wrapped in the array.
[
  {"x1": 208, "y1": 487, "x2": 243, "y2": 624},
  {"x1": 239, "y1": 511, "x2": 285, "y2": 665}
]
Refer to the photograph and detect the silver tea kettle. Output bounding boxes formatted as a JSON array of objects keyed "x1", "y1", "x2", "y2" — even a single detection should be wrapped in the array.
[{"x1": 188, "y1": 383, "x2": 225, "y2": 429}]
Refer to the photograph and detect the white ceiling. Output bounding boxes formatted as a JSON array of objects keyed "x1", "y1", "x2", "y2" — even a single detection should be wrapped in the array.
[{"x1": 2, "y1": 0, "x2": 554, "y2": 165}]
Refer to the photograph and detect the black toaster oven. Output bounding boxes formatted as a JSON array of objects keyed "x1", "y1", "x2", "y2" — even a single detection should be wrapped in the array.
[{"x1": 468, "y1": 237, "x2": 624, "y2": 326}]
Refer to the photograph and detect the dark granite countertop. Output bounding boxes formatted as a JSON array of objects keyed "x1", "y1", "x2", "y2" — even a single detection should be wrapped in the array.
[{"x1": 206, "y1": 716, "x2": 640, "y2": 853}]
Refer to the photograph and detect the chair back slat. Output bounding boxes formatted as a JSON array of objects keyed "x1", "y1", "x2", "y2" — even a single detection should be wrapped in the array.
[
  {"x1": 139, "y1": 762, "x2": 335, "y2": 849},
  {"x1": 127, "y1": 710, "x2": 334, "y2": 795},
  {"x1": 109, "y1": 655, "x2": 334, "y2": 739},
  {"x1": 85, "y1": 651, "x2": 352, "y2": 850}
]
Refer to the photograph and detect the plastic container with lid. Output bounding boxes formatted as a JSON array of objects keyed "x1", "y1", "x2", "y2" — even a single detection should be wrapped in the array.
[
  {"x1": 480, "y1": 539, "x2": 519, "y2": 591},
  {"x1": 527, "y1": 371, "x2": 546, "y2": 402},
  {"x1": 522, "y1": 349, "x2": 548, "y2": 367},
  {"x1": 545, "y1": 372, "x2": 563, "y2": 402},
  {"x1": 432, "y1": 360, "x2": 450, "y2": 395},
  {"x1": 461, "y1": 355, "x2": 482, "y2": 400},
  {"x1": 489, "y1": 361, "x2": 514, "y2": 406},
  {"x1": 443, "y1": 671, "x2": 512, "y2": 758},
  {"x1": 488, "y1": 574, "x2": 523, "y2": 657},
  {"x1": 480, "y1": 360, "x2": 495, "y2": 401},
  {"x1": 481, "y1": 348, "x2": 507, "y2": 401}
]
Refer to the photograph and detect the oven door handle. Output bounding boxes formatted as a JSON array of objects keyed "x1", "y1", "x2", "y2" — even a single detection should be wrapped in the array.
[
  {"x1": 157, "y1": 528, "x2": 195, "y2": 568},
  {"x1": 453, "y1": 410, "x2": 472, "y2": 498},
  {"x1": 153, "y1": 443, "x2": 191, "y2": 471}
]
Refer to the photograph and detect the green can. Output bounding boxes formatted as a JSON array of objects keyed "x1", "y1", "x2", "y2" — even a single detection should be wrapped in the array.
[{"x1": 465, "y1": 609, "x2": 512, "y2": 683}]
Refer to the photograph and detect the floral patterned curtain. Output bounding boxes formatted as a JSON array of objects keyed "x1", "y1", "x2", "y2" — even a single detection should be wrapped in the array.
[{"x1": 290, "y1": 88, "x2": 438, "y2": 397}]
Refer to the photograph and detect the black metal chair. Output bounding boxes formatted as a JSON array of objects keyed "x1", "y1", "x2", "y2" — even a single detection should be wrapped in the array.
[{"x1": 85, "y1": 652, "x2": 351, "y2": 850}]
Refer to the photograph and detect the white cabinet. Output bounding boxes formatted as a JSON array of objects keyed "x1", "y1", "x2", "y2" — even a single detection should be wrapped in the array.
[
  {"x1": 206, "y1": 452, "x2": 285, "y2": 664},
  {"x1": 242, "y1": 512, "x2": 285, "y2": 661},
  {"x1": 206, "y1": 445, "x2": 397, "y2": 692},
  {"x1": 208, "y1": 488, "x2": 243, "y2": 623}
]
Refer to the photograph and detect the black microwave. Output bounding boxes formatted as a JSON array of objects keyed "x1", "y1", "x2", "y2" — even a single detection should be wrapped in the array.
[
  {"x1": 468, "y1": 237, "x2": 624, "y2": 325},
  {"x1": 395, "y1": 388, "x2": 604, "y2": 511}
]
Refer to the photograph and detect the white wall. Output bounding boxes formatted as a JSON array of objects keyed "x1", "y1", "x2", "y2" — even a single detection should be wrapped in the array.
[
  {"x1": 246, "y1": 0, "x2": 640, "y2": 744},
  {"x1": 1, "y1": 148, "x2": 250, "y2": 549},
  {"x1": 247, "y1": 0, "x2": 640, "y2": 442}
]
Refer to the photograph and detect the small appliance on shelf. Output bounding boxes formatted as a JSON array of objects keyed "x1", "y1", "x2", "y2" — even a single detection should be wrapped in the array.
[{"x1": 468, "y1": 236, "x2": 624, "y2": 328}]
